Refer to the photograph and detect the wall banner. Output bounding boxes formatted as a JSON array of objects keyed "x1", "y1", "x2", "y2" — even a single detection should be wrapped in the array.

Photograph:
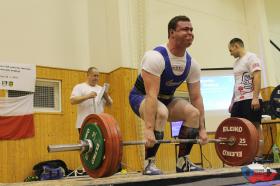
[{"x1": 0, "y1": 63, "x2": 36, "y2": 92}]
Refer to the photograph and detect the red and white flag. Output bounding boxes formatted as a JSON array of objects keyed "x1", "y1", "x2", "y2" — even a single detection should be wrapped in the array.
[{"x1": 0, "y1": 94, "x2": 35, "y2": 139}]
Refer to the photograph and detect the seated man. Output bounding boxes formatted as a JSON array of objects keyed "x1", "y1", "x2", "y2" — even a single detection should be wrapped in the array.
[{"x1": 129, "y1": 15, "x2": 208, "y2": 175}]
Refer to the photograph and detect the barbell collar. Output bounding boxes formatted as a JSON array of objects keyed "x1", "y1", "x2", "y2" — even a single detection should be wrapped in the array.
[
  {"x1": 48, "y1": 140, "x2": 92, "y2": 153},
  {"x1": 48, "y1": 144, "x2": 83, "y2": 152}
]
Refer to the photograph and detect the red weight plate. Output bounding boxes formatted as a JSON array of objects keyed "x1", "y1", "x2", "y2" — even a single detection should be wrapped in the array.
[
  {"x1": 105, "y1": 114, "x2": 122, "y2": 177},
  {"x1": 98, "y1": 113, "x2": 121, "y2": 177},
  {"x1": 99, "y1": 113, "x2": 123, "y2": 177},
  {"x1": 215, "y1": 117, "x2": 259, "y2": 166},
  {"x1": 80, "y1": 114, "x2": 114, "y2": 178}
]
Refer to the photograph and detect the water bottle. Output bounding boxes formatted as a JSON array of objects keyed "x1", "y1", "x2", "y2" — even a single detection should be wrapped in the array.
[{"x1": 272, "y1": 144, "x2": 280, "y2": 163}]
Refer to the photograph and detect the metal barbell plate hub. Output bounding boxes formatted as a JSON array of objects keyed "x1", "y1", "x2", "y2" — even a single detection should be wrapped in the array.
[{"x1": 80, "y1": 123, "x2": 104, "y2": 170}]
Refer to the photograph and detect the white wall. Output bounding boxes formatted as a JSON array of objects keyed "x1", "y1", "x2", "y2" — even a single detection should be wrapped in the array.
[
  {"x1": 87, "y1": 0, "x2": 123, "y2": 72},
  {"x1": 0, "y1": 0, "x2": 139, "y2": 73},
  {"x1": 265, "y1": 0, "x2": 280, "y2": 83},
  {"x1": 0, "y1": 0, "x2": 91, "y2": 71},
  {"x1": 265, "y1": 0, "x2": 280, "y2": 41}
]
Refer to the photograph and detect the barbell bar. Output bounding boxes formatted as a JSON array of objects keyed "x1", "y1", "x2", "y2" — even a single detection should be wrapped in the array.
[
  {"x1": 47, "y1": 113, "x2": 259, "y2": 178},
  {"x1": 48, "y1": 138, "x2": 235, "y2": 153}
]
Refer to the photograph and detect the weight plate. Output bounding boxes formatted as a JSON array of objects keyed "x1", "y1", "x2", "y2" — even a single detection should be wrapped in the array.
[
  {"x1": 215, "y1": 117, "x2": 259, "y2": 166},
  {"x1": 80, "y1": 114, "x2": 114, "y2": 178}
]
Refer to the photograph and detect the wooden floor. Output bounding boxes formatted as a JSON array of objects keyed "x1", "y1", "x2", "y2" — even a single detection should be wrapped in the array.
[{"x1": 2, "y1": 163, "x2": 280, "y2": 186}]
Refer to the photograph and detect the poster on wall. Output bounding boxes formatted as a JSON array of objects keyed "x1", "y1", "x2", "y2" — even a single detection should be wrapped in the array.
[{"x1": 0, "y1": 63, "x2": 36, "y2": 92}]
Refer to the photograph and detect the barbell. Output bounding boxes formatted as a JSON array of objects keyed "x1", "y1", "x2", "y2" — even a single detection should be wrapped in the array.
[{"x1": 48, "y1": 113, "x2": 260, "y2": 178}]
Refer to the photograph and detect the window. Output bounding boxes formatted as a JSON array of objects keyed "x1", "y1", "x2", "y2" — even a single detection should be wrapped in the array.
[{"x1": 8, "y1": 79, "x2": 61, "y2": 113}]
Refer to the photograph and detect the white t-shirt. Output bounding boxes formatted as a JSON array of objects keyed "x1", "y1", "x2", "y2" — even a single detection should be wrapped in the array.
[
  {"x1": 70, "y1": 82, "x2": 107, "y2": 128},
  {"x1": 141, "y1": 44, "x2": 200, "y2": 83},
  {"x1": 233, "y1": 52, "x2": 262, "y2": 102}
]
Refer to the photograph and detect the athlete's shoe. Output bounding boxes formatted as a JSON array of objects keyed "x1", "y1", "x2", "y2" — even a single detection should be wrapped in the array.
[
  {"x1": 143, "y1": 157, "x2": 163, "y2": 175},
  {"x1": 176, "y1": 156, "x2": 204, "y2": 172}
]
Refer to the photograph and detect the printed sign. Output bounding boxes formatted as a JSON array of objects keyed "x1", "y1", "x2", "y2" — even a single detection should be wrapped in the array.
[{"x1": 0, "y1": 63, "x2": 36, "y2": 92}]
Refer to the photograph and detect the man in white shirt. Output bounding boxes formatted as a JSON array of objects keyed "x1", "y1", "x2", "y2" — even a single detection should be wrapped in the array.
[
  {"x1": 70, "y1": 67, "x2": 113, "y2": 133},
  {"x1": 129, "y1": 15, "x2": 208, "y2": 175},
  {"x1": 228, "y1": 38, "x2": 264, "y2": 162}
]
